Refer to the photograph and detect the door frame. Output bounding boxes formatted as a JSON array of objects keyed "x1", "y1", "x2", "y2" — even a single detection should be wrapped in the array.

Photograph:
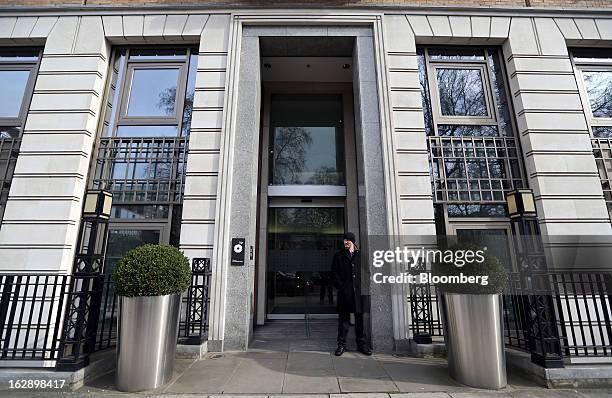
[{"x1": 256, "y1": 82, "x2": 359, "y2": 325}]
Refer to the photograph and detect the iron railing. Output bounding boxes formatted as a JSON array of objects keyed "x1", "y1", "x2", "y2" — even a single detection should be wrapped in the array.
[
  {"x1": 0, "y1": 274, "x2": 69, "y2": 361},
  {"x1": 408, "y1": 269, "x2": 612, "y2": 364},
  {"x1": 0, "y1": 257, "x2": 211, "y2": 366}
]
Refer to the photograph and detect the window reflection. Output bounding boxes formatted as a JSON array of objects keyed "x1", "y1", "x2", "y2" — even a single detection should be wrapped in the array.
[
  {"x1": 583, "y1": 71, "x2": 612, "y2": 118},
  {"x1": 116, "y1": 126, "x2": 178, "y2": 137},
  {"x1": 105, "y1": 229, "x2": 161, "y2": 271},
  {"x1": 437, "y1": 125, "x2": 498, "y2": 137},
  {"x1": 270, "y1": 95, "x2": 345, "y2": 186},
  {"x1": 436, "y1": 68, "x2": 488, "y2": 117},
  {"x1": 126, "y1": 68, "x2": 180, "y2": 117},
  {"x1": 0, "y1": 70, "x2": 30, "y2": 118}
]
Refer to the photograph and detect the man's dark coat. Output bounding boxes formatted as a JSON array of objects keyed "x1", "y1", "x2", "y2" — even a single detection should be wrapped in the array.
[{"x1": 331, "y1": 249, "x2": 363, "y2": 314}]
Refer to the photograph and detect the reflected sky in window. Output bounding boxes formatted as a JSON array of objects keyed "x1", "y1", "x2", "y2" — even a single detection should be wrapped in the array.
[{"x1": 0, "y1": 70, "x2": 29, "y2": 118}]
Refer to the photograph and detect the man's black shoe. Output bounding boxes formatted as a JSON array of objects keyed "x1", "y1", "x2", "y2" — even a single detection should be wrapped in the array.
[
  {"x1": 357, "y1": 345, "x2": 372, "y2": 356},
  {"x1": 335, "y1": 345, "x2": 346, "y2": 356}
]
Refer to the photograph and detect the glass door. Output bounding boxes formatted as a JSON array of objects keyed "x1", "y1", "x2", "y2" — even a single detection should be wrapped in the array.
[
  {"x1": 266, "y1": 206, "x2": 344, "y2": 318},
  {"x1": 257, "y1": 84, "x2": 358, "y2": 324}
]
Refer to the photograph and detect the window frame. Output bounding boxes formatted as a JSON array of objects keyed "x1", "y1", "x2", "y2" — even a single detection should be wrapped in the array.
[
  {"x1": 109, "y1": 47, "x2": 194, "y2": 135},
  {"x1": 445, "y1": 220, "x2": 517, "y2": 271},
  {"x1": 426, "y1": 49, "x2": 499, "y2": 129},
  {"x1": 118, "y1": 62, "x2": 188, "y2": 126},
  {"x1": 0, "y1": 53, "x2": 40, "y2": 129},
  {"x1": 573, "y1": 59, "x2": 612, "y2": 131},
  {"x1": 87, "y1": 46, "x2": 197, "y2": 254},
  {"x1": 419, "y1": 46, "x2": 527, "y2": 207}
]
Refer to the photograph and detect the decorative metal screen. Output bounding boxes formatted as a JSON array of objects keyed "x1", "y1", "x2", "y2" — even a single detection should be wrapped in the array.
[
  {"x1": 418, "y1": 48, "x2": 526, "y2": 206},
  {"x1": 429, "y1": 136, "x2": 523, "y2": 203},
  {"x1": 91, "y1": 136, "x2": 188, "y2": 205}
]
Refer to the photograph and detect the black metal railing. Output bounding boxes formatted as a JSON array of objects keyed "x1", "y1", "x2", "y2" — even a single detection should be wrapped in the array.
[
  {"x1": 94, "y1": 274, "x2": 117, "y2": 352},
  {"x1": 0, "y1": 257, "x2": 211, "y2": 366},
  {"x1": 408, "y1": 269, "x2": 612, "y2": 365},
  {"x1": 0, "y1": 274, "x2": 69, "y2": 361},
  {"x1": 179, "y1": 258, "x2": 212, "y2": 344}
]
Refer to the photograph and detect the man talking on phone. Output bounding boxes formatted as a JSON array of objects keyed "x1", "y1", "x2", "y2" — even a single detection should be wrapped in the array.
[{"x1": 331, "y1": 232, "x2": 372, "y2": 356}]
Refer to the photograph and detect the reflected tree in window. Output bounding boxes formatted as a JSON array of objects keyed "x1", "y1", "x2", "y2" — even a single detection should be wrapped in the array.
[
  {"x1": 272, "y1": 127, "x2": 313, "y2": 184},
  {"x1": 583, "y1": 71, "x2": 612, "y2": 118},
  {"x1": 436, "y1": 68, "x2": 487, "y2": 116}
]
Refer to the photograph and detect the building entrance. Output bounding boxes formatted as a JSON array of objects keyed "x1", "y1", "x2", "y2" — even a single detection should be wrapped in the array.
[{"x1": 256, "y1": 77, "x2": 359, "y2": 323}]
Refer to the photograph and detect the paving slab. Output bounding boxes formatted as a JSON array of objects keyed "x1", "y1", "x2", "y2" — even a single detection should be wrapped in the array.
[
  {"x1": 338, "y1": 377, "x2": 400, "y2": 393},
  {"x1": 164, "y1": 354, "x2": 240, "y2": 394},
  {"x1": 378, "y1": 358, "x2": 468, "y2": 393},
  {"x1": 333, "y1": 355, "x2": 390, "y2": 379},
  {"x1": 222, "y1": 357, "x2": 287, "y2": 394},
  {"x1": 287, "y1": 351, "x2": 334, "y2": 371},
  {"x1": 283, "y1": 368, "x2": 341, "y2": 393}
]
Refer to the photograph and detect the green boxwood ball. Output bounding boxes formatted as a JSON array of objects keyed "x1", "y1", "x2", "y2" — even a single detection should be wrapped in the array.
[
  {"x1": 431, "y1": 242, "x2": 508, "y2": 295},
  {"x1": 112, "y1": 244, "x2": 192, "y2": 297}
]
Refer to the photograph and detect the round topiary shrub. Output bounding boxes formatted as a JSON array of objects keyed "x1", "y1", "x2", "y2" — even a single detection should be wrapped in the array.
[
  {"x1": 112, "y1": 244, "x2": 192, "y2": 297},
  {"x1": 431, "y1": 242, "x2": 508, "y2": 295}
]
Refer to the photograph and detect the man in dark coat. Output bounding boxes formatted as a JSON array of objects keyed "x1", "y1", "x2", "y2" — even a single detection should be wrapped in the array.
[{"x1": 331, "y1": 232, "x2": 372, "y2": 356}]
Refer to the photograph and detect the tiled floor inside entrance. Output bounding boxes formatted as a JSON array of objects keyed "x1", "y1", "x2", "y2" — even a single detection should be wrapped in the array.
[{"x1": 77, "y1": 320, "x2": 609, "y2": 397}]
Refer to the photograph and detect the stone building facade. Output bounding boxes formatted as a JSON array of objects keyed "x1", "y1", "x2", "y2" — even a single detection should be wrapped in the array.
[{"x1": 0, "y1": 0, "x2": 611, "y2": 361}]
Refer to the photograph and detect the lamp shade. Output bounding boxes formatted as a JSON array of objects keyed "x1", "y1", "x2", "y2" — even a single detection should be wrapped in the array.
[
  {"x1": 506, "y1": 189, "x2": 536, "y2": 219},
  {"x1": 83, "y1": 190, "x2": 113, "y2": 220}
]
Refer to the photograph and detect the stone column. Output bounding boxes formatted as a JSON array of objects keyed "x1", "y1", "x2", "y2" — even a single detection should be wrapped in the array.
[
  {"x1": 179, "y1": 14, "x2": 233, "y2": 352},
  {"x1": 504, "y1": 17, "x2": 611, "y2": 237},
  {"x1": 382, "y1": 15, "x2": 438, "y2": 348},
  {"x1": 0, "y1": 16, "x2": 109, "y2": 273}
]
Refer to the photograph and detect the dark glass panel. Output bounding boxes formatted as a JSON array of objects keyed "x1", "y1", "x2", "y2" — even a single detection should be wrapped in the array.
[
  {"x1": 111, "y1": 205, "x2": 170, "y2": 219},
  {"x1": 487, "y1": 49, "x2": 514, "y2": 136},
  {"x1": 104, "y1": 228, "x2": 161, "y2": 272},
  {"x1": 572, "y1": 48, "x2": 612, "y2": 63},
  {"x1": 129, "y1": 48, "x2": 187, "y2": 60},
  {"x1": 593, "y1": 126, "x2": 612, "y2": 138},
  {"x1": 437, "y1": 125, "x2": 499, "y2": 137},
  {"x1": 455, "y1": 229, "x2": 512, "y2": 270},
  {"x1": 417, "y1": 48, "x2": 435, "y2": 136},
  {"x1": 270, "y1": 94, "x2": 345, "y2": 185},
  {"x1": 103, "y1": 49, "x2": 126, "y2": 137},
  {"x1": 447, "y1": 204, "x2": 508, "y2": 217},
  {"x1": 0, "y1": 127, "x2": 20, "y2": 139},
  {"x1": 428, "y1": 48, "x2": 485, "y2": 61},
  {"x1": 181, "y1": 53, "x2": 198, "y2": 136},
  {"x1": 116, "y1": 126, "x2": 178, "y2": 137},
  {"x1": 436, "y1": 68, "x2": 488, "y2": 116},
  {"x1": 0, "y1": 49, "x2": 39, "y2": 62},
  {"x1": 267, "y1": 207, "x2": 344, "y2": 315}
]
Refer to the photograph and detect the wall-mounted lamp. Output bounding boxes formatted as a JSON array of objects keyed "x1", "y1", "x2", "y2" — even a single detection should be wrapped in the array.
[
  {"x1": 82, "y1": 190, "x2": 113, "y2": 220},
  {"x1": 506, "y1": 189, "x2": 536, "y2": 219}
]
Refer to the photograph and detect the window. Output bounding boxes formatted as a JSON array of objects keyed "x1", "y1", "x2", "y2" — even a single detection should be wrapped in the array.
[
  {"x1": 269, "y1": 94, "x2": 345, "y2": 186},
  {"x1": 418, "y1": 47, "x2": 525, "y2": 215},
  {"x1": 0, "y1": 48, "x2": 40, "y2": 227},
  {"x1": 91, "y1": 47, "x2": 197, "y2": 269},
  {"x1": 573, "y1": 49, "x2": 612, "y2": 221}
]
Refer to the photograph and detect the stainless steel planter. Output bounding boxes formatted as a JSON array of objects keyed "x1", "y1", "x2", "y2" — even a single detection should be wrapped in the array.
[
  {"x1": 442, "y1": 293, "x2": 506, "y2": 389},
  {"x1": 116, "y1": 294, "x2": 181, "y2": 392}
]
